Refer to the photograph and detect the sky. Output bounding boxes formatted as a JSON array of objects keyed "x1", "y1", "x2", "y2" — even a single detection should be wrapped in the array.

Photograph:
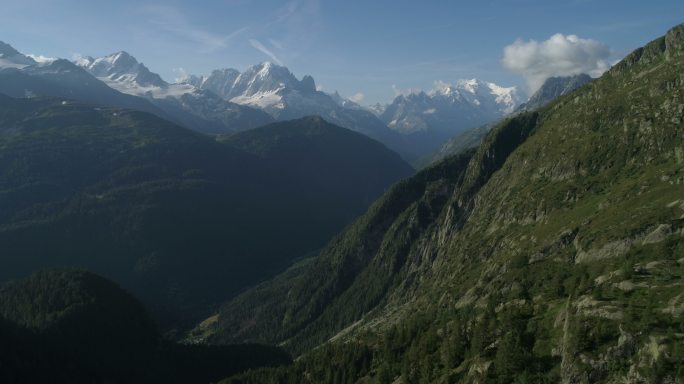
[{"x1": 1, "y1": 0, "x2": 682, "y2": 104}]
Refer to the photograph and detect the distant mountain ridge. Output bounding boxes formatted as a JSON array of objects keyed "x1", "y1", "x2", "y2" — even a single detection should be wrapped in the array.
[
  {"x1": 422, "y1": 74, "x2": 594, "y2": 168},
  {"x1": 377, "y1": 78, "x2": 525, "y2": 158},
  {"x1": 182, "y1": 62, "x2": 417, "y2": 159},
  {"x1": 0, "y1": 40, "x2": 537, "y2": 163},
  {"x1": 76, "y1": 51, "x2": 274, "y2": 133},
  {"x1": 77, "y1": 51, "x2": 167, "y2": 88}
]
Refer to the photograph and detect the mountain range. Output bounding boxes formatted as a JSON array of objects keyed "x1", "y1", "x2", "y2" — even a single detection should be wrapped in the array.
[
  {"x1": 2, "y1": 21, "x2": 682, "y2": 383},
  {"x1": 379, "y1": 79, "x2": 525, "y2": 156},
  {"x1": 75, "y1": 52, "x2": 275, "y2": 133},
  {"x1": 72, "y1": 54, "x2": 411, "y2": 158},
  {"x1": 198, "y1": 23, "x2": 684, "y2": 383},
  {"x1": 2, "y1": 39, "x2": 539, "y2": 162}
]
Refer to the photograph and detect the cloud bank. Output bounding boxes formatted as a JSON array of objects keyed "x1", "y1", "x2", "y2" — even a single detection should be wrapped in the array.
[{"x1": 502, "y1": 33, "x2": 611, "y2": 92}]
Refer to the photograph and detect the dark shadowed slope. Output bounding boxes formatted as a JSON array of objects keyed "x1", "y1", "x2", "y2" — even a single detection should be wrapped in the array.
[
  {"x1": 0, "y1": 97, "x2": 412, "y2": 326},
  {"x1": 0, "y1": 269, "x2": 291, "y2": 383}
]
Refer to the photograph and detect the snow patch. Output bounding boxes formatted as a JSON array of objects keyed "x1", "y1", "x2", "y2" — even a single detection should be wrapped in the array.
[{"x1": 230, "y1": 90, "x2": 284, "y2": 110}]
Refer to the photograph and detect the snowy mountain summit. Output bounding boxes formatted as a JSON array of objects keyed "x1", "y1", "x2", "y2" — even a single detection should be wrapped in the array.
[
  {"x1": 75, "y1": 51, "x2": 274, "y2": 133},
  {"x1": 187, "y1": 62, "x2": 317, "y2": 113},
  {"x1": 430, "y1": 78, "x2": 524, "y2": 115},
  {"x1": 378, "y1": 78, "x2": 526, "y2": 155},
  {"x1": 76, "y1": 51, "x2": 166, "y2": 88}
]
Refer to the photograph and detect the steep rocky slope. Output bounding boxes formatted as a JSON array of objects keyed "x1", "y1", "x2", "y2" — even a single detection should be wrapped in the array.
[{"x1": 211, "y1": 24, "x2": 684, "y2": 383}]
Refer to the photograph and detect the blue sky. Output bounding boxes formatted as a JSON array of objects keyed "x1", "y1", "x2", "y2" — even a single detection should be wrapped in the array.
[{"x1": 1, "y1": 0, "x2": 682, "y2": 104}]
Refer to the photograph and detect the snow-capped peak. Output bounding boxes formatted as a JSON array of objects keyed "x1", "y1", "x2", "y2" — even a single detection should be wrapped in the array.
[
  {"x1": 77, "y1": 51, "x2": 167, "y2": 88},
  {"x1": 455, "y1": 78, "x2": 484, "y2": 94},
  {"x1": 428, "y1": 78, "x2": 525, "y2": 114}
]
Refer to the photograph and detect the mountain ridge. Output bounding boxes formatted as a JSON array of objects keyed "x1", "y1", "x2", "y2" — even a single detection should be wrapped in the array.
[{"x1": 210, "y1": 23, "x2": 684, "y2": 384}]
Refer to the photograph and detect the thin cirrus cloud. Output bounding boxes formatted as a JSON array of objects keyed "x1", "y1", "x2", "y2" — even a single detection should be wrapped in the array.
[
  {"x1": 249, "y1": 39, "x2": 283, "y2": 65},
  {"x1": 502, "y1": 33, "x2": 611, "y2": 92},
  {"x1": 136, "y1": 4, "x2": 247, "y2": 53}
]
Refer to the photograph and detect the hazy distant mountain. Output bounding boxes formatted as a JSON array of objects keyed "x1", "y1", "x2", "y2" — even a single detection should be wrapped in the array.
[
  {"x1": 76, "y1": 51, "x2": 167, "y2": 88},
  {"x1": 420, "y1": 74, "x2": 594, "y2": 168},
  {"x1": 0, "y1": 41, "x2": 167, "y2": 116},
  {"x1": 77, "y1": 52, "x2": 274, "y2": 133},
  {"x1": 188, "y1": 62, "x2": 414, "y2": 159},
  {"x1": 516, "y1": 73, "x2": 592, "y2": 112},
  {"x1": 367, "y1": 102, "x2": 387, "y2": 116},
  {"x1": 0, "y1": 41, "x2": 270, "y2": 135},
  {"x1": 378, "y1": 79, "x2": 525, "y2": 157}
]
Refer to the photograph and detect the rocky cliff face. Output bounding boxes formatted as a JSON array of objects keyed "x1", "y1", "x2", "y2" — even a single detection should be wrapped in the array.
[
  {"x1": 209, "y1": 24, "x2": 684, "y2": 383},
  {"x1": 516, "y1": 74, "x2": 592, "y2": 112}
]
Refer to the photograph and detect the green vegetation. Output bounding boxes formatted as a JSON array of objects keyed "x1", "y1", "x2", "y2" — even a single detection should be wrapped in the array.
[{"x1": 211, "y1": 24, "x2": 684, "y2": 383}]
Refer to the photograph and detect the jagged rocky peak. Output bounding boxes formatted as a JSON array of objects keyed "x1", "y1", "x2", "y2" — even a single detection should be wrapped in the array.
[
  {"x1": 665, "y1": 22, "x2": 684, "y2": 56},
  {"x1": 194, "y1": 62, "x2": 319, "y2": 101},
  {"x1": 196, "y1": 68, "x2": 241, "y2": 98},
  {"x1": 517, "y1": 74, "x2": 592, "y2": 112},
  {"x1": 230, "y1": 62, "x2": 304, "y2": 97},
  {"x1": 77, "y1": 51, "x2": 167, "y2": 87},
  {"x1": 300, "y1": 74, "x2": 316, "y2": 93}
]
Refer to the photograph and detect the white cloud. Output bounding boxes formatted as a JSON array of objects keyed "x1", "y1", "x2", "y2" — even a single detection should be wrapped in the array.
[
  {"x1": 349, "y1": 92, "x2": 364, "y2": 103},
  {"x1": 172, "y1": 67, "x2": 191, "y2": 83},
  {"x1": 502, "y1": 33, "x2": 611, "y2": 92},
  {"x1": 392, "y1": 84, "x2": 421, "y2": 97},
  {"x1": 432, "y1": 80, "x2": 453, "y2": 93},
  {"x1": 249, "y1": 39, "x2": 283, "y2": 65}
]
